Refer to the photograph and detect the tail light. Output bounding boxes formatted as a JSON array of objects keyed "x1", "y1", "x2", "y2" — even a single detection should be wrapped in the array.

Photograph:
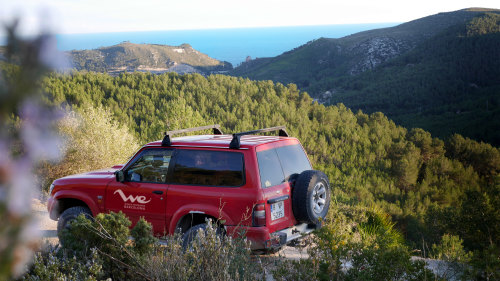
[{"x1": 252, "y1": 203, "x2": 266, "y2": 226}]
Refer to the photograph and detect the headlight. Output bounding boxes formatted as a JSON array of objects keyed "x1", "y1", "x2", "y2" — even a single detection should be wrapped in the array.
[{"x1": 49, "y1": 183, "x2": 55, "y2": 195}]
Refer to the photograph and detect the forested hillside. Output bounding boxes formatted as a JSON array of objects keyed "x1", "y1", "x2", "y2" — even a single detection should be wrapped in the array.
[
  {"x1": 230, "y1": 8, "x2": 500, "y2": 145},
  {"x1": 328, "y1": 12, "x2": 500, "y2": 145},
  {"x1": 40, "y1": 71, "x2": 499, "y2": 257},
  {"x1": 68, "y1": 42, "x2": 232, "y2": 75}
]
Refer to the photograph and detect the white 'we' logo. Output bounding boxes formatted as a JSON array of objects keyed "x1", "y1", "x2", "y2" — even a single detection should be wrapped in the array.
[{"x1": 114, "y1": 189, "x2": 151, "y2": 204}]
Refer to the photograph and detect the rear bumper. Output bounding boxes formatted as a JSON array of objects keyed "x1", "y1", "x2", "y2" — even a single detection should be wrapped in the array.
[{"x1": 226, "y1": 223, "x2": 319, "y2": 250}]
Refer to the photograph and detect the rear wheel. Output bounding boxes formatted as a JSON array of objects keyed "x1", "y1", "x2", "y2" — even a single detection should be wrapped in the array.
[
  {"x1": 292, "y1": 170, "x2": 330, "y2": 225},
  {"x1": 182, "y1": 223, "x2": 224, "y2": 250}
]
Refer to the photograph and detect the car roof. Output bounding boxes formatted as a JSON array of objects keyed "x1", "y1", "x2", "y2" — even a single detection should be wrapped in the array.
[{"x1": 145, "y1": 134, "x2": 297, "y2": 149}]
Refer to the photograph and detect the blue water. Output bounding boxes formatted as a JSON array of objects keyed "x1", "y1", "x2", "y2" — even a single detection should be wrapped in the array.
[{"x1": 54, "y1": 24, "x2": 397, "y2": 66}]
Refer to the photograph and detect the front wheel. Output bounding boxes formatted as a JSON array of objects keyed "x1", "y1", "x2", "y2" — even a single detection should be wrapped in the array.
[{"x1": 57, "y1": 206, "x2": 93, "y2": 246}]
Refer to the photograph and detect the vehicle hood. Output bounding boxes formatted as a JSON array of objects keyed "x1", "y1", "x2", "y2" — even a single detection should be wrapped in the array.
[{"x1": 52, "y1": 165, "x2": 124, "y2": 187}]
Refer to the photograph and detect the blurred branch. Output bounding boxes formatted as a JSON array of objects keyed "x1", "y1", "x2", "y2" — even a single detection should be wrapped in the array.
[{"x1": 0, "y1": 19, "x2": 66, "y2": 279}]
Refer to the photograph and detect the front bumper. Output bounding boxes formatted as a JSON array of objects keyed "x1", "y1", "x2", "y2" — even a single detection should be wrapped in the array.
[{"x1": 47, "y1": 196, "x2": 59, "y2": 220}]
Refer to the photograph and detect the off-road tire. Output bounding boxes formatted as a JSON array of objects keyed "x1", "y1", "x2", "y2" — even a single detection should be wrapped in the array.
[
  {"x1": 292, "y1": 170, "x2": 331, "y2": 225},
  {"x1": 57, "y1": 206, "x2": 92, "y2": 246},
  {"x1": 182, "y1": 223, "x2": 224, "y2": 250}
]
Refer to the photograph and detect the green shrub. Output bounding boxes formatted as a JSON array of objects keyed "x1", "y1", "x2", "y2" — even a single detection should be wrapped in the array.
[
  {"x1": 22, "y1": 246, "x2": 104, "y2": 281},
  {"x1": 131, "y1": 217, "x2": 157, "y2": 258},
  {"x1": 345, "y1": 208, "x2": 431, "y2": 281},
  {"x1": 430, "y1": 234, "x2": 472, "y2": 280},
  {"x1": 467, "y1": 244, "x2": 500, "y2": 281},
  {"x1": 146, "y1": 222, "x2": 261, "y2": 281},
  {"x1": 60, "y1": 211, "x2": 154, "y2": 280},
  {"x1": 57, "y1": 211, "x2": 261, "y2": 280},
  {"x1": 273, "y1": 204, "x2": 435, "y2": 281},
  {"x1": 359, "y1": 208, "x2": 404, "y2": 248},
  {"x1": 432, "y1": 234, "x2": 472, "y2": 263},
  {"x1": 38, "y1": 105, "x2": 140, "y2": 192}
]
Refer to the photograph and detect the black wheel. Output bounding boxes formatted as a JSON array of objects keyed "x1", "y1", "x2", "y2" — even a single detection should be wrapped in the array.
[
  {"x1": 292, "y1": 170, "x2": 331, "y2": 224},
  {"x1": 57, "y1": 206, "x2": 92, "y2": 245},
  {"x1": 182, "y1": 224, "x2": 207, "y2": 250},
  {"x1": 181, "y1": 223, "x2": 224, "y2": 250}
]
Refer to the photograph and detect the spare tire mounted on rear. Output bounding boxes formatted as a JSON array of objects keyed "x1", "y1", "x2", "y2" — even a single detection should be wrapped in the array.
[{"x1": 292, "y1": 170, "x2": 330, "y2": 225}]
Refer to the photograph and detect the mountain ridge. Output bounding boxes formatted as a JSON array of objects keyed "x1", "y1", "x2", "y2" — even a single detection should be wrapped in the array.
[
  {"x1": 68, "y1": 42, "x2": 233, "y2": 75},
  {"x1": 231, "y1": 8, "x2": 499, "y2": 86},
  {"x1": 230, "y1": 8, "x2": 500, "y2": 145}
]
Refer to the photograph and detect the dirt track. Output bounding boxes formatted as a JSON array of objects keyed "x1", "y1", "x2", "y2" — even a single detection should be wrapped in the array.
[{"x1": 33, "y1": 198, "x2": 59, "y2": 245}]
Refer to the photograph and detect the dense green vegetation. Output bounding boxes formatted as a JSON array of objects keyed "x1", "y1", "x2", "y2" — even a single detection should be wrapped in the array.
[
  {"x1": 39, "y1": 70, "x2": 499, "y2": 269},
  {"x1": 230, "y1": 9, "x2": 500, "y2": 146}
]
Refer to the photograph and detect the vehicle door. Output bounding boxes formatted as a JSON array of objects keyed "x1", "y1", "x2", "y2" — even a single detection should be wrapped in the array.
[
  {"x1": 165, "y1": 148, "x2": 249, "y2": 231},
  {"x1": 106, "y1": 148, "x2": 173, "y2": 234},
  {"x1": 256, "y1": 141, "x2": 312, "y2": 233}
]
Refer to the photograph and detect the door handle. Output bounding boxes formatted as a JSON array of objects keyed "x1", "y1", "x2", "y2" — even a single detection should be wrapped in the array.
[{"x1": 152, "y1": 190, "x2": 163, "y2": 195}]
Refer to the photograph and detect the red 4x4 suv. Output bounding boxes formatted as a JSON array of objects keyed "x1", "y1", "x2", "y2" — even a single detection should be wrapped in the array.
[{"x1": 48, "y1": 125, "x2": 331, "y2": 250}]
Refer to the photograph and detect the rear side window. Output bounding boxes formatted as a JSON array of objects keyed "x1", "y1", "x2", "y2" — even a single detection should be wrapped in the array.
[
  {"x1": 257, "y1": 149, "x2": 285, "y2": 188},
  {"x1": 257, "y1": 144, "x2": 312, "y2": 188},
  {"x1": 171, "y1": 150, "x2": 244, "y2": 187},
  {"x1": 276, "y1": 144, "x2": 311, "y2": 179}
]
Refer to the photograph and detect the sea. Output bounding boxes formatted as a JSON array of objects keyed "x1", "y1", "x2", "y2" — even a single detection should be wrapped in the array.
[{"x1": 52, "y1": 23, "x2": 398, "y2": 67}]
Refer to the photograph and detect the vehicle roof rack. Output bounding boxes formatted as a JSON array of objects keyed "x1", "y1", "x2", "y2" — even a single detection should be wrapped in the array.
[
  {"x1": 229, "y1": 125, "x2": 289, "y2": 149},
  {"x1": 162, "y1": 124, "x2": 223, "y2": 146}
]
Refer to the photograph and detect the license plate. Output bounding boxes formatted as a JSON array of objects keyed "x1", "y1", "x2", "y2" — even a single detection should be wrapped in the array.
[{"x1": 270, "y1": 201, "x2": 285, "y2": 220}]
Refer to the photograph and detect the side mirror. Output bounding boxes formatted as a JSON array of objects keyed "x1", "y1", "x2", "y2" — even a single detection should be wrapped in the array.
[{"x1": 115, "y1": 170, "x2": 125, "y2": 182}]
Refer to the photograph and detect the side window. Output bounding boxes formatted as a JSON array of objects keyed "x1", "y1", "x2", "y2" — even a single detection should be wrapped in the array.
[
  {"x1": 126, "y1": 149, "x2": 173, "y2": 183},
  {"x1": 257, "y1": 149, "x2": 285, "y2": 188},
  {"x1": 276, "y1": 144, "x2": 312, "y2": 179},
  {"x1": 171, "y1": 150, "x2": 244, "y2": 187}
]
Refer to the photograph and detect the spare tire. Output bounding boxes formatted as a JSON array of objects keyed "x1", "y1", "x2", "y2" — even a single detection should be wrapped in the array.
[{"x1": 292, "y1": 170, "x2": 330, "y2": 225}]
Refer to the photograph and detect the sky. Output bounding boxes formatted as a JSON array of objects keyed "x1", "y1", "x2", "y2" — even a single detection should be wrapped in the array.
[{"x1": 0, "y1": 0, "x2": 499, "y2": 36}]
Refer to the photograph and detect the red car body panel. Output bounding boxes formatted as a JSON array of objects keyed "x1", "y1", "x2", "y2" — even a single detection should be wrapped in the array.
[{"x1": 48, "y1": 134, "x2": 317, "y2": 249}]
